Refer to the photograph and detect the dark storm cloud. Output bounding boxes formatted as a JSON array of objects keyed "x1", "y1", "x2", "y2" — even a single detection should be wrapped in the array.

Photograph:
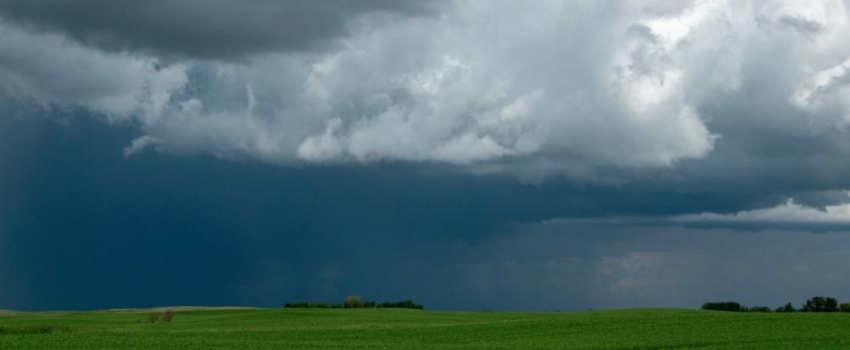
[
  {"x1": 4, "y1": 0, "x2": 850, "y2": 312},
  {"x1": 0, "y1": 114, "x2": 815, "y2": 311},
  {"x1": 3, "y1": 103, "x2": 850, "y2": 311},
  {"x1": 0, "y1": 0, "x2": 442, "y2": 60}
]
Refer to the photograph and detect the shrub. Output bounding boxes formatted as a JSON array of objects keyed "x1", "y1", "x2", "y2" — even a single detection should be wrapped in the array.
[
  {"x1": 701, "y1": 302, "x2": 743, "y2": 312},
  {"x1": 379, "y1": 300, "x2": 424, "y2": 310},
  {"x1": 841, "y1": 303, "x2": 850, "y2": 313},
  {"x1": 744, "y1": 306, "x2": 772, "y2": 313},
  {"x1": 140, "y1": 310, "x2": 176, "y2": 324},
  {"x1": 162, "y1": 309, "x2": 176, "y2": 323}
]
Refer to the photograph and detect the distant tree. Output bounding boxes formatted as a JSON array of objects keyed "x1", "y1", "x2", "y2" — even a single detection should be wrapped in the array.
[
  {"x1": 379, "y1": 300, "x2": 424, "y2": 310},
  {"x1": 841, "y1": 303, "x2": 850, "y2": 313},
  {"x1": 344, "y1": 295, "x2": 364, "y2": 309},
  {"x1": 803, "y1": 297, "x2": 821, "y2": 312},
  {"x1": 802, "y1": 297, "x2": 839, "y2": 312},
  {"x1": 284, "y1": 297, "x2": 422, "y2": 310},
  {"x1": 284, "y1": 302, "x2": 338, "y2": 308},
  {"x1": 776, "y1": 302, "x2": 795, "y2": 313},
  {"x1": 826, "y1": 298, "x2": 839, "y2": 312},
  {"x1": 744, "y1": 306, "x2": 772, "y2": 313},
  {"x1": 701, "y1": 302, "x2": 742, "y2": 312}
]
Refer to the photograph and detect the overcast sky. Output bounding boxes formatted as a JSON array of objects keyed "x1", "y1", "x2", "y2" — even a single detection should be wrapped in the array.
[{"x1": 3, "y1": 0, "x2": 850, "y2": 311}]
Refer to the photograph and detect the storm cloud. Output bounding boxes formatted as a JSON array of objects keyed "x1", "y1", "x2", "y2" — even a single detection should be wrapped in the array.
[
  {"x1": 0, "y1": 0, "x2": 848, "y2": 184},
  {"x1": 2, "y1": 1, "x2": 850, "y2": 311},
  {"x1": 0, "y1": 0, "x2": 442, "y2": 60},
  {"x1": 0, "y1": 1, "x2": 846, "y2": 180}
]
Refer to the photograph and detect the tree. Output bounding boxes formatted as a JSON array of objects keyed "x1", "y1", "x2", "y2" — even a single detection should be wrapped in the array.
[
  {"x1": 344, "y1": 295, "x2": 364, "y2": 308},
  {"x1": 701, "y1": 302, "x2": 742, "y2": 312},
  {"x1": 776, "y1": 302, "x2": 795, "y2": 313},
  {"x1": 379, "y1": 300, "x2": 424, "y2": 310},
  {"x1": 802, "y1": 296, "x2": 839, "y2": 312},
  {"x1": 826, "y1": 297, "x2": 839, "y2": 312}
]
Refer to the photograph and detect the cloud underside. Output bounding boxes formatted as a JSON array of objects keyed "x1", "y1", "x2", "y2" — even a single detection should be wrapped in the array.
[
  {"x1": 0, "y1": 0, "x2": 850, "y2": 179},
  {"x1": 0, "y1": 0, "x2": 442, "y2": 60}
]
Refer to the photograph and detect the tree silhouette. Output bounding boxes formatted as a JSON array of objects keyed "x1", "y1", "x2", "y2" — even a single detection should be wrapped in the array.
[{"x1": 802, "y1": 297, "x2": 838, "y2": 312}]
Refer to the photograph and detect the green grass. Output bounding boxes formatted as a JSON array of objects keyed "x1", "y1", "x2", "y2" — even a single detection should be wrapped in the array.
[{"x1": 2, "y1": 308, "x2": 850, "y2": 349}]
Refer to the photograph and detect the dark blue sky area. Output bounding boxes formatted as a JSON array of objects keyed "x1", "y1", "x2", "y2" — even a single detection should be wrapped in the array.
[
  {"x1": 3, "y1": 115, "x2": 850, "y2": 311},
  {"x1": 0, "y1": 115, "x2": 671, "y2": 310}
]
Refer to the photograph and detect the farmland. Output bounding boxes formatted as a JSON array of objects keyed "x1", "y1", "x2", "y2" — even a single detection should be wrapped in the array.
[{"x1": 2, "y1": 308, "x2": 850, "y2": 349}]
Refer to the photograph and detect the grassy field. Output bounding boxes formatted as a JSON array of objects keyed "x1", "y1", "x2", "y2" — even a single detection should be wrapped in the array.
[{"x1": 2, "y1": 308, "x2": 850, "y2": 349}]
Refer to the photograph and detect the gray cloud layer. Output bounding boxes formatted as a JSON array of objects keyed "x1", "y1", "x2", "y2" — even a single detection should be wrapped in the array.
[{"x1": 0, "y1": 0, "x2": 440, "y2": 60}]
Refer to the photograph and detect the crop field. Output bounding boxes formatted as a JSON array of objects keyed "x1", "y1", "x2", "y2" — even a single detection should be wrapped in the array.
[{"x1": 2, "y1": 308, "x2": 850, "y2": 349}]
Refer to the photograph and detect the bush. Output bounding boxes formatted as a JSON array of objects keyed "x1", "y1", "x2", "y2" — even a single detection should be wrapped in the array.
[
  {"x1": 744, "y1": 306, "x2": 772, "y2": 313},
  {"x1": 139, "y1": 310, "x2": 177, "y2": 323},
  {"x1": 701, "y1": 302, "x2": 743, "y2": 312},
  {"x1": 841, "y1": 303, "x2": 850, "y2": 313},
  {"x1": 379, "y1": 300, "x2": 424, "y2": 310},
  {"x1": 162, "y1": 309, "x2": 176, "y2": 323}
]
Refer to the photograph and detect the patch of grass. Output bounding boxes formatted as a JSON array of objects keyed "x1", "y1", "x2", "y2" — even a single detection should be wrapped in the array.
[
  {"x1": 1, "y1": 308, "x2": 850, "y2": 349},
  {"x1": 0, "y1": 325, "x2": 71, "y2": 335}
]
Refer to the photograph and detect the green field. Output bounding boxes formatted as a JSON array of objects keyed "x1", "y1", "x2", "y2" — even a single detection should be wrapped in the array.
[{"x1": 2, "y1": 308, "x2": 850, "y2": 349}]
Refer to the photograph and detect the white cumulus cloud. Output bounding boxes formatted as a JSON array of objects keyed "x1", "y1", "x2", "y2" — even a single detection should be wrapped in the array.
[{"x1": 2, "y1": 0, "x2": 850, "y2": 179}]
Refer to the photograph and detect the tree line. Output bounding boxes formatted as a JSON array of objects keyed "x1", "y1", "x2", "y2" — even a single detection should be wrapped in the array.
[
  {"x1": 702, "y1": 296, "x2": 850, "y2": 313},
  {"x1": 284, "y1": 295, "x2": 423, "y2": 310}
]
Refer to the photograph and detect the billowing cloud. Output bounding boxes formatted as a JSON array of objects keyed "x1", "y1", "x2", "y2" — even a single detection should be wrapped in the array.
[
  {"x1": 0, "y1": 20, "x2": 188, "y2": 120},
  {"x1": 1, "y1": 0, "x2": 850, "y2": 181}
]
